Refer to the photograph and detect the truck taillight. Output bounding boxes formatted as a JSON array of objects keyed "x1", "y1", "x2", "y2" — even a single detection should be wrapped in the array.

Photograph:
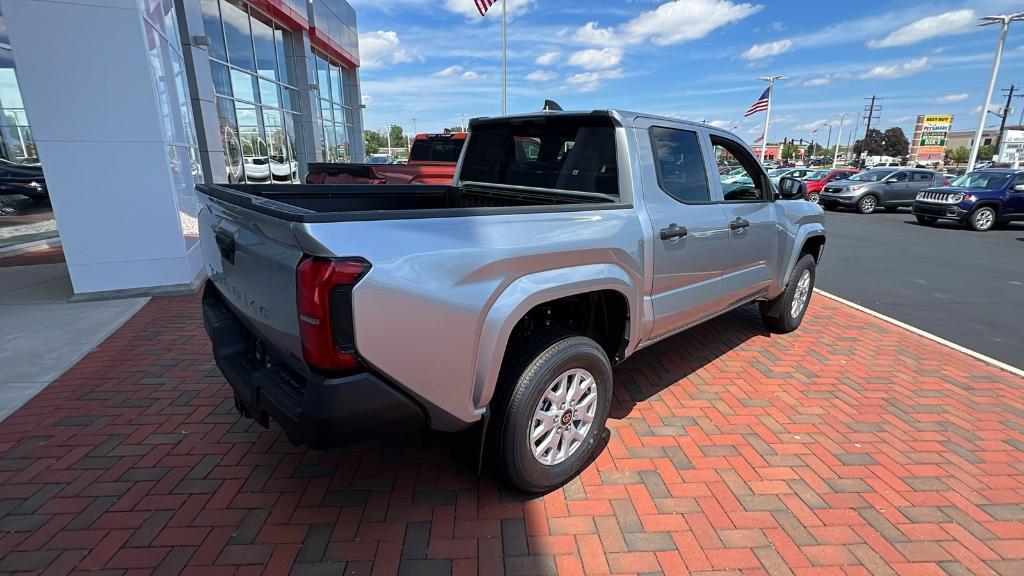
[{"x1": 296, "y1": 256, "x2": 369, "y2": 373}]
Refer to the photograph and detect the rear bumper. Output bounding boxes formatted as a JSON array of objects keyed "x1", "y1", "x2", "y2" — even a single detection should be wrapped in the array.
[
  {"x1": 912, "y1": 202, "x2": 967, "y2": 222},
  {"x1": 202, "y1": 283, "x2": 426, "y2": 448}
]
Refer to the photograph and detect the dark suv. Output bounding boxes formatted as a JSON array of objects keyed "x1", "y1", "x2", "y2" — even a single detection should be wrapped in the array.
[
  {"x1": 913, "y1": 169, "x2": 1024, "y2": 231},
  {"x1": 819, "y1": 168, "x2": 945, "y2": 214}
]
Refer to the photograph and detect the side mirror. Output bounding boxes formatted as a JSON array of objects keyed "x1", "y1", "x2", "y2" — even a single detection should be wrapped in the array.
[{"x1": 777, "y1": 176, "x2": 805, "y2": 200}]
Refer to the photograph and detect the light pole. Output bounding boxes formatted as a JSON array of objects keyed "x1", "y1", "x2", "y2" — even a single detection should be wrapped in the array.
[
  {"x1": 967, "y1": 12, "x2": 1024, "y2": 172},
  {"x1": 833, "y1": 113, "x2": 848, "y2": 169},
  {"x1": 758, "y1": 75, "x2": 785, "y2": 163},
  {"x1": 823, "y1": 122, "x2": 833, "y2": 161}
]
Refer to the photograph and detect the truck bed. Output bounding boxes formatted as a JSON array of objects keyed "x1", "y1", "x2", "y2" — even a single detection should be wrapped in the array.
[{"x1": 196, "y1": 183, "x2": 621, "y2": 223}]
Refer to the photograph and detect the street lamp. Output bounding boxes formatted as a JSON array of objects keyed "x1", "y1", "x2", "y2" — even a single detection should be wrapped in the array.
[
  {"x1": 833, "y1": 113, "x2": 848, "y2": 169},
  {"x1": 822, "y1": 122, "x2": 833, "y2": 162},
  {"x1": 967, "y1": 12, "x2": 1024, "y2": 172}
]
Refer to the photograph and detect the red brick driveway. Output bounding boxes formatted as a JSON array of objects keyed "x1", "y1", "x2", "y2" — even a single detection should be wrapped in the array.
[{"x1": 1, "y1": 293, "x2": 1023, "y2": 575}]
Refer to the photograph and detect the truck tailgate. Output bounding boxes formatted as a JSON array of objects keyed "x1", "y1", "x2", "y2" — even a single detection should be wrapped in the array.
[{"x1": 199, "y1": 193, "x2": 305, "y2": 363}]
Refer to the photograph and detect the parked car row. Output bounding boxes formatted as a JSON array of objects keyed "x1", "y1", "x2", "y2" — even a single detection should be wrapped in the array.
[{"x1": 803, "y1": 165, "x2": 1024, "y2": 232}]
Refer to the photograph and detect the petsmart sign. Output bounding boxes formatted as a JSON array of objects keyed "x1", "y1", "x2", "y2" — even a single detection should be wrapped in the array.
[{"x1": 915, "y1": 114, "x2": 953, "y2": 161}]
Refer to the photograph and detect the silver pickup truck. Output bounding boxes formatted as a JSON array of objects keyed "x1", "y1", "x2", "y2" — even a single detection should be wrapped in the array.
[{"x1": 197, "y1": 110, "x2": 825, "y2": 492}]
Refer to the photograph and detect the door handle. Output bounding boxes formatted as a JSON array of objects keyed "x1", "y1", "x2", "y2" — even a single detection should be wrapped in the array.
[
  {"x1": 730, "y1": 217, "x2": 750, "y2": 230},
  {"x1": 659, "y1": 223, "x2": 688, "y2": 240}
]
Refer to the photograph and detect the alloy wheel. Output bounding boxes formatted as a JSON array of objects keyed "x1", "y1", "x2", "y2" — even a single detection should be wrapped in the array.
[
  {"x1": 529, "y1": 368, "x2": 598, "y2": 466},
  {"x1": 790, "y1": 269, "x2": 811, "y2": 319}
]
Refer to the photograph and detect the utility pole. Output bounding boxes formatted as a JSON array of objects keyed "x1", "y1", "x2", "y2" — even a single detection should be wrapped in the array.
[
  {"x1": 412, "y1": 118, "x2": 418, "y2": 136},
  {"x1": 833, "y1": 112, "x2": 848, "y2": 169},
  {"x1": 995, "y1": 84, "x2": 1016, "y2": 155},
  {"x1": 459, "y1": 113, "x2": 467, "y2": 133},
  {"x1": 861, "y1": 96, "x2": 882, "y2": 166}
]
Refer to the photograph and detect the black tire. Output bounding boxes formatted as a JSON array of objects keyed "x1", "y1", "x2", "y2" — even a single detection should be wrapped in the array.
[
  {"x1": 760, "y1": 254, "x2": 816, "y2": 333},
  {"x1": 495, "y1": 332, "x2": 612, "y2": 493},
  {"x1": 807, "y1": 193, "x2": 820, "y2": 204},
  {"x1": 857, "y1": 195, "x2": 878, "y2": 214},
  {"x1": 968, "y1": 206, "x2": 997, "y2": 231},
  {"x1": 915, "y1": 215, "x2": 938, "y2": 226}
]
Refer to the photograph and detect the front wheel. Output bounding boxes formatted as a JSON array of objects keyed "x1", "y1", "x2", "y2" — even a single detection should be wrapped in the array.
[
  {"x1": 760, "y1": 254, "x2": 816, "y2": 333},
  {"x1": 496, "y1": 333, "x2": 612, "y2": 493},
  {"x1": 857, "y1": 195, "x2": 878, "y2": 214},
  {"x1": 807, "y1": 193, "x2": 820, "y2": 204},
  {"x1": 915, "y1": 215, "x2": 938, "y2": 226},
  {"x1": 968, "y1": 206, "x2": 996, "y2": 231}
]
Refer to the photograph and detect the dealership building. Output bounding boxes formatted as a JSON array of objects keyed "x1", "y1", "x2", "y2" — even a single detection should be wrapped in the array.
[{"x1": 0, "y1": 0, "x2": 364, "y2": 296}]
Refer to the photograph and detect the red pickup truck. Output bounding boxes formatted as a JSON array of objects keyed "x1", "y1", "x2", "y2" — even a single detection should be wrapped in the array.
[{"x1": 306, "y1": 132, "x2": 465, "y2": 185}]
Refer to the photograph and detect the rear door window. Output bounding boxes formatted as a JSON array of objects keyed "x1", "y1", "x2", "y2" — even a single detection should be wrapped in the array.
[
  {"x1": 460, "y1": 116, "x2": 619, "y2": 196},
  {"x1": 650, "y1": 127, "x2": 710, "y2": 203},
  {"x1": 409, "y1": 136, "x2": 465, "y2": 163},
  {"x1": 912, "y1": 172, "x2": 933, "y2": 182}
]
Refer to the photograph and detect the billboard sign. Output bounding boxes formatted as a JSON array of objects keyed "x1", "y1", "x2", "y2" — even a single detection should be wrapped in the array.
[
  {"x1": 914, "y1": 114, "x2": 953, "y2": 161},
  {"x1": 998, "y1": 129, "x2": 1024, "y2": 163}
]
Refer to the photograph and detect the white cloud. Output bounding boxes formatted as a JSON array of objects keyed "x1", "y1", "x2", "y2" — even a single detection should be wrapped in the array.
[
  {"x1": 860, "y1": 57, "x2": 931, "y2": 79},
  {"x1": 888, "y1": 115, "x2": 914, "y2": 124},
  {"x1": 443, "y1": 0, "x2": 533, "y2": 18},
  {"x1": 567, "y1": 69, "x2": 624, "y2": 92},
  {"x1": 434, "y1": 65, "x2": 464, "y2": 78},
  {"x1": 573, "y1": 0, "x2": 762, "y2": 47},
  {"x1": 708, "y1": 120, "x2": 734, "y2": 128},
  {"x1": 526, "y1": 70, "x2": 558, "y2": 82},
  {"x1": 971, "y1": 103, "x2": 1001, "y2": 115},
  {"x1": 567, "y1": 47, "x2": 624, "y2": 70},
  {"x1": 934, "y1": 92, "x2": 968, "y2": 104},
  {"x1": 535, "y1": 51, "x2": 561, "y2": 66},
  {"x1": 741, "y1": 39, "x2": 792, "y2": 60},
  {"x1": 433, "y1": 65, "x2": 483, "y2": 80},
  {"x1": 361, "y1": 95, "x2": 373, "y2": 106},
  {"x1": 359, "y1": 31, "x2": 415, "y2": 68},
  {"x1": 797, "y1": 119, "x2": 828, "y2": 130},
  {"x1": 868, "y1": 9, "x2": 975, "y2": 48},
  {"x1": 803, "y1": 77, "x2": 830, "y2": 86}
]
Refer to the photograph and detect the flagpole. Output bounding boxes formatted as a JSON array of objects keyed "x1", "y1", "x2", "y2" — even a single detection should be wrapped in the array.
[
  {"x1": 758, "y1": 75, "x2": 784, "y2": 163},
  {"x1": 501, "y1": 0, "x2": 507, "y2": 115}
]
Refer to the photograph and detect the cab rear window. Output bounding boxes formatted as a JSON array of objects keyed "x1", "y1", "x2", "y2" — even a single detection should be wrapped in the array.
[
  {"x1": 409, "y1": 136, "x2": 465, "y2": 163},
  {"x1": 460, "y1": 116, "x2": 619, "y2": 197}
]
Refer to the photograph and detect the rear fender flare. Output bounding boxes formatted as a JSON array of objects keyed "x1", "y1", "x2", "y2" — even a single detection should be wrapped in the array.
[
  {"x1": 472, "y1": 264, "x2": 638, "y2": 412},
  {"x1": 781, "y1": 225, "x2": 825, "y2": 290}
]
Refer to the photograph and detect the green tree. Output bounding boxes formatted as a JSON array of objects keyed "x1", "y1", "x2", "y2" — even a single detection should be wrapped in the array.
[
  {"x1": 946, "y1": 146, "x2": 969, "y2": 165},
  {"x1": 388, "y1": 125, "x2": 409, "y2": 149},
  {"x1": 364, "y1": 130, "x2": 384, "y2": 155},
  {"x1": 853, "y1": 128, "x2": 884, "y2": 157},
  {"x1": 976, "y1": 144, "x2": 996, "y2": 163},
  {"x1": 780, "y1": 141, "x2": 797, "y2": 160},
  {"x1": 882, "y1": 127, "x2": 909, "y2": 158}
]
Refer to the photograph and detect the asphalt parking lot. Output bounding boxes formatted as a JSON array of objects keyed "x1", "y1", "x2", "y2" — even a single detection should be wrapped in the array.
[{"x1": 816, "y1": 207, "x2": 1024, "y2": 370}]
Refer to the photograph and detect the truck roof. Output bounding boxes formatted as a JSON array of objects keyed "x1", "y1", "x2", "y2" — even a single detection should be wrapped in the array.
[{"x1": 469, "y1": 109, "x2": 743, "y2": 138}]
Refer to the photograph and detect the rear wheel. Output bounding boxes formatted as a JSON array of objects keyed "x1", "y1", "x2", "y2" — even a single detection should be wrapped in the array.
[
  {"x1": 807, "y1": 193, "x2": 820, "y2": 204},
  {"x1": 857, "y1": 195, "x2": 878, "y2": 214},
  {"x1": 915, "y1": 215, "x2": 938, "y2": 226},
  {"x1": 495, "y1": 332, "x2": 612, "y2": 493},
  {"x1": 968, "y1": 206, "x2": 996, "y2": 231},
  {"x1": 760, "y1": 254, "x2": 816, "y2": 333}
]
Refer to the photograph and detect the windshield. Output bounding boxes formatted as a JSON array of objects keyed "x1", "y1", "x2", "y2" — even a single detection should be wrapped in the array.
[
  {"x1": 367, "y1": 156, "x2": 390, "y2": 164},
  {"x1": 848, "y1": 169, "x2": 894, "y2": 182},
  {"x1": 766, "y1": 168, "x2": 791, "y2": 176},
  {"x1": 951, "y1": 172, "x2": 1012, "y2": 190},
  {"x1": 803, "y1": 170, "x2": 829, "y2": 180}
]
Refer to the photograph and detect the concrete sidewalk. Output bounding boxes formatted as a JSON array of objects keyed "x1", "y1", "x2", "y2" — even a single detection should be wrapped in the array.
[
  {"x1": 1, "y1": 292, "x2": 1023, "y2": 575},
  {"x1": 0, "y1": 259, "x2": 146, "y2": 421}
]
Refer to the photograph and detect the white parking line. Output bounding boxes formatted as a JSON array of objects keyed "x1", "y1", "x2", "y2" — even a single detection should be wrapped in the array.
[{"x1": 815, "y1": 289, "x2": 1024, "y2": 379}]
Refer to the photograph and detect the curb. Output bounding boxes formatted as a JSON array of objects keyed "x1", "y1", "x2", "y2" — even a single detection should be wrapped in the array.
[{"x1": 815, "y1": 289, "x2": 1024, "y2": 379}]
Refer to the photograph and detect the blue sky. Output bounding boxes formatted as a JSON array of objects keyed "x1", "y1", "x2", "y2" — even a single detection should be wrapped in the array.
[{"x1": 350, "y1": 0, "x2": 1024, "y2": 145}]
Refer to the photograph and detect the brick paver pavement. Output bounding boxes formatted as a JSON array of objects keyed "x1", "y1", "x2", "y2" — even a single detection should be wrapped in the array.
[{"x1": 1, "y1": 292, "x2": 1023, "y2": 575}]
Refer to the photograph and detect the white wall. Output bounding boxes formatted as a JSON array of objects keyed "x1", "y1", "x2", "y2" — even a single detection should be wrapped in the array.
[{"x1": 1, "y1": 0, "x2": 204, "y2": 295}]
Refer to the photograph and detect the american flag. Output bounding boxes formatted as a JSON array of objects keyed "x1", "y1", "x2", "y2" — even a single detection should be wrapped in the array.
[
  {"x1": 809, "y1": 128, "x2": 819, "y2": 136},
  {"x1": 474, "y1": 0, "x2": 497, "y2": 16},
  {"x1": 744, "y1": 87, "x2": 770, "y2": 117},
  {"x1": 754, "y1": 134, "x2": 764, "y2": 144}
]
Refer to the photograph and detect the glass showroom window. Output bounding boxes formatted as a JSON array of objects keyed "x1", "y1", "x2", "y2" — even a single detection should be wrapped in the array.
[
  {"x1": 314, "y1": 51, "x2": 352, "y2": 162},
  {"x1": 202, "y1": 0, "x2": 299, "y2": 183},
  {"x1": 0, "y1": 69, "x2": 38, "y2": 164}
]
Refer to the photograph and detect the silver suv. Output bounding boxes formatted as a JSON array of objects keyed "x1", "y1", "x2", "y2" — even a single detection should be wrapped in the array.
[{"x1": 819, "y1": 168, "x2": 945, "y2": 213}]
